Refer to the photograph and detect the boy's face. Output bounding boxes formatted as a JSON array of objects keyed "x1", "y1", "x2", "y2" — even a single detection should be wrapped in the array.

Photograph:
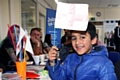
[{"x1": 71, "y1": 31, "x2": 97, "y2": 55}]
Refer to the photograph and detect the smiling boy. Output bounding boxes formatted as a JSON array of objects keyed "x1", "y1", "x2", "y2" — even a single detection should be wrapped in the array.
[{"x1": 46, "y1": 22, "x2": 117, "y2": 80}]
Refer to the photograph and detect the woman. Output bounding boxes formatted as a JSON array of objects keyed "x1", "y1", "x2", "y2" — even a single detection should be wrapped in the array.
[
  {"x1": 0, "y1": 24, "x2": 19, "y2": 72},
  {"x1": 43, "y1": 34, "x2": 53, "y2": 53},
  {"x1": 0, "y1": 24, "x2": 29, "y2": 72}
]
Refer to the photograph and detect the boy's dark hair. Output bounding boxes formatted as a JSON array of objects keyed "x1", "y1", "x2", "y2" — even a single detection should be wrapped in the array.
[
  {"x1": 70, "y1": 22, "x2": 96, "y2": 40},
  {"x1": 30, "y1": 28, "x2": 41, "y2": 34},
  {"x1": 86, "y1": 22, "x2": 96, "y2": 40}
]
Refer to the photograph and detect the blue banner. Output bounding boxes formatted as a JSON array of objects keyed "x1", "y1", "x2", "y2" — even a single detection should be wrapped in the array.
[{"x1": 46, "y1": 8, "x2": 61, "y2": 48}]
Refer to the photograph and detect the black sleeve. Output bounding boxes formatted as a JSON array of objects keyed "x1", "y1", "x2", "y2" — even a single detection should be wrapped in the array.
[{"x1": 118, "y1": 27, "x2": 120, "y2": 37}]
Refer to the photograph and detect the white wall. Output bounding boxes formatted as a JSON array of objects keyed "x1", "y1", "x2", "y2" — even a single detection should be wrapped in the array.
[
  {"x1": 89, "y1": 8, "x2": 120, "y2": 42},
  {"x1": 105, "y1": 8, "x2": 120, "y2": 19},
  {"x1": 0, "y1": 1, "x2": 2, "y2": 40},
  {"x1": 10, "y1": 0, "x2": 21, "y2": 25},
  {"x1": 0, "y1": 0, "x2": 10, "y2": 41},
  {"x1": 37, "y1": 3, "x2": 46, "y2": 16},
  {"x1": 36, "y1": 2, "x2": 46, "y2": 41},
  {"x1": 89, "y1": 8, "x2": 105, "y2": 21},
  {"x1": 0, "y1": 0, "x2": 21, "y2": 41},
  {"x1": 89, "y1": 8, "x2": 120, "y2": 20},
  {"x1": 39, "y1": 15, "x2": 46, "y2": 41}
]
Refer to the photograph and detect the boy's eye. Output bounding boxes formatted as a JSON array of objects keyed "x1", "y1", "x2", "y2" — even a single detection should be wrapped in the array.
[
  {"x1": 71, "y1": 36, "x2": 76, "y2": 40},
  {"x1": 80, "y1": 35, "x2": 86, "y2": 39},
  {"x1": 71, "y1": 35, "x2": 86, "y2": 41}
]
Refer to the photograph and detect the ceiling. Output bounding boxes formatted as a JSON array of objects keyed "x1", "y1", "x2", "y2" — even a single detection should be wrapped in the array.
[
  {"x1": 21, "y1": 0, "x2": 120, "y2": 13},
  {"x1": 21, "y1": 0, "x2": 36, "y2": 13},
  {"x1": 45, "y1": 0, "x2": 120, "y2": 9}
]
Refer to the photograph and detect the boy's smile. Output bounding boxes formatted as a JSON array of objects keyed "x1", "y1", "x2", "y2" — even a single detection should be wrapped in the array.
[{"x1": 71, "y1": 30, "x2": 97, "y2": 55}]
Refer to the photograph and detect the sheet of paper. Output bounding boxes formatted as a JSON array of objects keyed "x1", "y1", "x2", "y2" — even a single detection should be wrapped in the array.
[{"x1": 55, "y1": 3, "x2": 89, "y2": 31}]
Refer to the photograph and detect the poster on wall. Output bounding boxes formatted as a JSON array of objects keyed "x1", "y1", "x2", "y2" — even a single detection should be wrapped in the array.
[
  {"x1": 104, "y1": 19, "x2": 119, "y2": 46},
  {"x1": 46, "y1": 8, "x2": 61, "y2": 48}
]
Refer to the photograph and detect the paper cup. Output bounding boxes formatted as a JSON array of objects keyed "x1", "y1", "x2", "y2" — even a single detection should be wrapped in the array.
[
  {"x1": 40, "y1": 54, "x2": 45, "y2": 63},
  {"x1": 16, "y1": 61, "x2": 26, "y2": 80},
  {"x1": 45, "y1": 54, "x2": 49, "y2": 59},
  {"x1": 33, "y1": 56, "x2": 40, "y2": 65}
]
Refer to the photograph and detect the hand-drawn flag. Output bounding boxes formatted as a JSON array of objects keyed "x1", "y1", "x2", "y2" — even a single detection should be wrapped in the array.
[
  {"x1": 24, "y1": 30, "x2": 34, "y2": 55},
  {"x1": 16, "y1": 26, "x2": 26, "y2": 56},
  {"x1": 55, "y1": 3, "x2": 89, "y2": 31}
]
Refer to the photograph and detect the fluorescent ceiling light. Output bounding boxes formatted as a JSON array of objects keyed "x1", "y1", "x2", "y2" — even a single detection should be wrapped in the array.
[{"x1": 30, "y1": 6, "x2": 35, "y2": 9}]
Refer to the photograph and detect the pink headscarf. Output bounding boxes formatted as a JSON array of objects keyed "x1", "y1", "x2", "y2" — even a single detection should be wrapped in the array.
[{"x1": 7, "y1": 24, "x2": 19, "y2": 50}]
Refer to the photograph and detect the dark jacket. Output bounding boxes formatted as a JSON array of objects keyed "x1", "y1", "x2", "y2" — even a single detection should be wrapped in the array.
[
  {"x1": 0, "y1": 37, "x2": 16, "y2": 72},
  {"x1": 114, "y1": 26, "x2": 120, "y2": 52},
  {"x1": 114, "y1": 26, "x2": 120, "y2": 44},
  {"x1": 47, "y1": 46, "x2": 117, "y2": 80}
]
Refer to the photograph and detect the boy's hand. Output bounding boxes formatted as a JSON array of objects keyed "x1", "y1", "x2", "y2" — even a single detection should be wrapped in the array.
[{"x1": 48, "y1": 46, "x2": 58, "y2": 65}]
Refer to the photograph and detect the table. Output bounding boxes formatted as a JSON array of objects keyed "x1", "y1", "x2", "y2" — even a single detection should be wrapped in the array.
[{"x1": 2, "y1": 63, "x2": 51, "y2": 80}]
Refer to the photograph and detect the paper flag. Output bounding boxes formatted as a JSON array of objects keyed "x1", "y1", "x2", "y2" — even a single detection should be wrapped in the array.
[
  {"x1": 24, "y1": 30, "x2": 34, "y2": 55},
  {"x1": 55, "y1": 3, "x2": 89, "y2": 31},
  {"x1": 16, "y1": 26, "x2": 26, "y2": 56}
]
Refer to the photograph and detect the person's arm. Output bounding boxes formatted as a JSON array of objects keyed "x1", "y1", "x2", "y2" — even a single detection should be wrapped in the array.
[
  {"x1": 98, "y1": 61, "x2": 117, "y2": 80},
  {"x1": 33, "y1": 41, "x2": 42, "y2": 55},
  {"x1": 46, "y1": 46, "x2": 67, "y2": 80},
  {"x1": 30, "y1": 37, "x2": 42, "y2": 55},
  {"x1": 5, "y1": 48, "x2": 17, "y2": 62},
  {"x1": 43, "y1": 43, "x2": 50, "y2": 53}
]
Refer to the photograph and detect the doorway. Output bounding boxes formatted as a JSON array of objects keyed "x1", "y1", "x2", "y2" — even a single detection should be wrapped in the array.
[{"x1": 96, "y1": 26, "x2": 104, "y2": 43}]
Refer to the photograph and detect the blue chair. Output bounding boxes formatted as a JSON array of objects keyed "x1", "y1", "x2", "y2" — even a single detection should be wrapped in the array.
[{"x1": 108, "y1": 51, "x2": 120, "y2": 65}]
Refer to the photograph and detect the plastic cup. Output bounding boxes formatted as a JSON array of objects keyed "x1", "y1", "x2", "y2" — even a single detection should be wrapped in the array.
[
  {"x1": 33, "y1": 56, "x2": 40, "y2": 65},
  {"x1": 15, "y1": 61, "x2": 26, "y2": 80},
  {"x1": 40, "y1": 54, "x2": 45, "y2": 63}
]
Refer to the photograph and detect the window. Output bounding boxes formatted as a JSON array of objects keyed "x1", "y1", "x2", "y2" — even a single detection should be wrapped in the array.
[{"x1": 21, "y1": 0, "x2": 36, "y2": 33}]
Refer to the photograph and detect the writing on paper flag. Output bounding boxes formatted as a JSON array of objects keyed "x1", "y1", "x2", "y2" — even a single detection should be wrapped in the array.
[{"x1": 55, "y1": 3, "x2": 89, "y2": 31}]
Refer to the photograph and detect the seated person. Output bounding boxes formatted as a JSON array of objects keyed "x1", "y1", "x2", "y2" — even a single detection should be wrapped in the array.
[
  {"x1": 43, "y1": 34, "x2": 53, "y2": 54},
  {"x1": 0, "y1": 24, "x2": 30, "y2": 72},
  {"x1": 30, "y1": 28, "x2": 44, "y2": 55},
  {"x1": 59, "y1": 29, "x2": 74, "y2": 63},
  {"x1": 0, "y1": 62, "x2": 5, "y2": 73}
]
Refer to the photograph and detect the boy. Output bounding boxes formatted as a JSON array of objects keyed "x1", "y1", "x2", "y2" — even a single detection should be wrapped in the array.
[{"x1": 46, "y1": 22, "x2": 117, "y2": 80}]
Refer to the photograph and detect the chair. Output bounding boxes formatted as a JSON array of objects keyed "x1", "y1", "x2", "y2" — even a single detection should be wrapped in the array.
[
  {"x1": 107, "y1": 46, "x2": 115, "y2": 52},
  {"x1": 108, "y1": 51, "x2": 120, "y2": 65},
  {"x1": 115, "y1": 61, "x2": 120, "y2": 80}
]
